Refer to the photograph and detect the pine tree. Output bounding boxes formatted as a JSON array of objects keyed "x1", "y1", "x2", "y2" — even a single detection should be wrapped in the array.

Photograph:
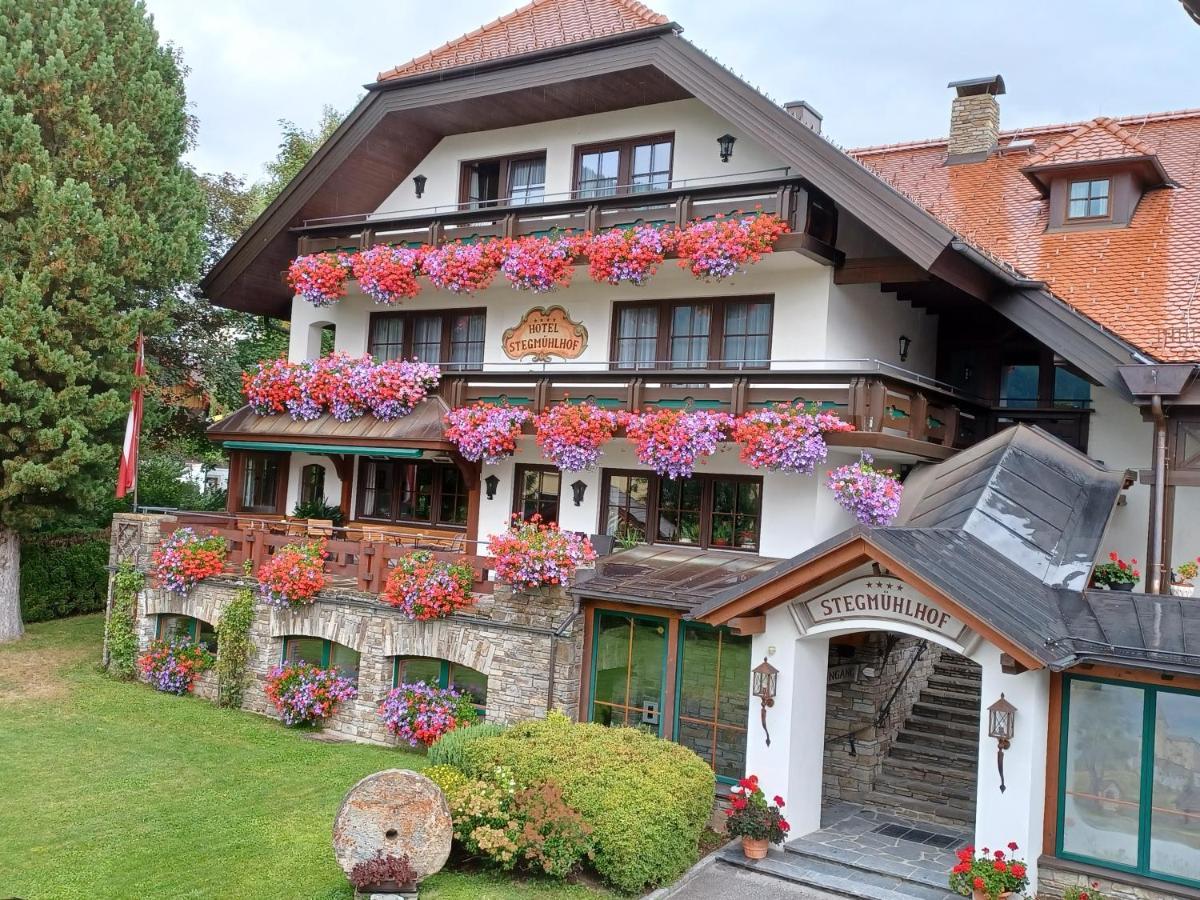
[{"x1": 0, "y1": 0, "x2": 204, "y2": 641}]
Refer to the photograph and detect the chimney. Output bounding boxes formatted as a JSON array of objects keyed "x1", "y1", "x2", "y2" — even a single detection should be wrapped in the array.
[
  {"x1": 784, "y1": 100, "x2": 822, "y2": 134},
  {"x1": 946, "y1": 75, "x2": 1005, "y2": 159}
]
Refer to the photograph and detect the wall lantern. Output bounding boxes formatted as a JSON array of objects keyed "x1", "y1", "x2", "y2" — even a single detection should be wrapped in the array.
[
  {"x1": 898, "y1": 334, "x2": 912, "y2": 363},
  {"x1": 752, "y1": 656, "x2": 779, "y2": 747},
  {"x1": 484, "y1": 474, "x2": 500, "y2": 501},
  {"x1": 988, "y1": 693, "x2": 1017, "y2": 793},
  {"x1": 413, "y1": 174, "x2": 427, "y2": 199},
  {"x1": 717, "y1": 133, "x2": 737, "y2": 163},
  {"x1": 571, "y1": 479, "x2": 588, "y2": 507}
]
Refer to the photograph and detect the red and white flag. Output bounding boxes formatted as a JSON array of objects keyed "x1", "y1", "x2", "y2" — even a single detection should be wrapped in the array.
[{"x1": 116, "y1": 332, "x2": 145, "y2": 499}]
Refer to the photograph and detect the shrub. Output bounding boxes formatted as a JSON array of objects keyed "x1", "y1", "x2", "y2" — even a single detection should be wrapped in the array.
[
  {"x1": 20, "y1": 530, "x2": 110, "y2": 622},
  {"x1": 138, "y1": 638, "x2": 215, "y2": 694},
  {"x1": 458, "y1": 712, "x2": 715, "y2": 892},
  {"x1": 427, "y1": 722, "x2": 508, "y2": 770},
  {"x1": 105, "y1": 563, "x2": 143, "y2": 679},
  {"x1": 423, "y1": 764, "x2": 470, "y2": 797},
  {"x1": 215, "y1": 587, "x2": 256, "y2": 708},
  {"x1": 512, "y1": 781, "x2": 594, "y2": 879}
]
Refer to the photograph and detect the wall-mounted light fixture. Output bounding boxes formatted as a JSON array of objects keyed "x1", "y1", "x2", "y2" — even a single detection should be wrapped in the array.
[
  {"x1": 988, "y1": 693, "x2": 1017, "y2": 793},
  {"x1": 717, "y1": 133, "x2": 737, "y2": 163},
  {"x1": 752, "y1": 657, "x2": 779, "y2": 746},
  {"x1": 484, "y1": 474, "x2": 500, "y2": 501},
  {"x1": 571, "y1": 479, "x2": 587, "y2": 507},
  {"x1": 413, "y1": 174, "x2": 427, "y2": 199},
  {"x1": 898, "y1": 334, "x2": 912, "y2": 363}
]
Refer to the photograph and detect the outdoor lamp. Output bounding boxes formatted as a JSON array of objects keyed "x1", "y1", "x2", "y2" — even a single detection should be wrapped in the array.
[
  {"x1": 484, "y1": 474, "x2": 500, "y2": 500},
  {"x1": 413, "y1": 174, "x2": 427, "y2": 198},
  {"x1": 988, "y1": 693, "x2": 1017, "y2": 793},
  {"x1": 717, "y1": 133, "x2": 737, "y2": 163},
  {"x1": 898, "y1": 334, "x2": 912, "y2": 363},
  {"x1": 571, "y1": 479, "x2": 587, "y2": 507},
  {"x1": 752, "y1": 657, "x2": 779, "y2": 746}
]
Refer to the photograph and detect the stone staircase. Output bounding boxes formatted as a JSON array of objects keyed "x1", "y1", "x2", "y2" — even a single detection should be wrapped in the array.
[{"x1": 865, "y1": 655, "x2": 981, "y2": 828}]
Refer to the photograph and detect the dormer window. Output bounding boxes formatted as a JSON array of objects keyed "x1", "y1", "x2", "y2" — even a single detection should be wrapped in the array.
[{"x1": 1067, "y1": 178, "x2": 1110, "y2": 220}]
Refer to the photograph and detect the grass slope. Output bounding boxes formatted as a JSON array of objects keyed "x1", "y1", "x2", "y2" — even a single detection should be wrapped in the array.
[{"x1": 0, "y1": 615, "x2": 599, "y2": 900}]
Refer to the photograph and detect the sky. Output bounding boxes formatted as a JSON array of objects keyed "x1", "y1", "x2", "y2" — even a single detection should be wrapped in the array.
[{"x1": 144, "y1": 0, "x2": 1200, "y2": 182}]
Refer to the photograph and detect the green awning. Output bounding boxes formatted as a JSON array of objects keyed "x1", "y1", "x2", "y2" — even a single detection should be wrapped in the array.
[{"x1": 222, "y1": 440, "x2": 424, "y2": 458}]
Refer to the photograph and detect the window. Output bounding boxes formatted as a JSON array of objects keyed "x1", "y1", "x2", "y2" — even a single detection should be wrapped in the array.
[
  {"x1": 368, "y1": 310, "x2": 486, "y2": 369},
  {"x1": 574, "y1": 134, "x2": 673, "y2": 198},
  {"x1": 156, "y1": 614, "x2": 218, "y2": 654},
  {"x1": 513, "y1": 465, "x2": 560, "y2": 524},
  {"x1": 460, "y1": 153, "x2": 546, "y2": 209},
  {"x1": 600, "y1": 470, "x2": 762, "y2": 551},
  {"x1": 356, "y1": 460, "x2": 468, "y2": 529},
  {"x1": 393, "y1": 656, "x2": 488, "y2": 714},
  {"x1": 675, "y1": 624, "x2": 751, "y2": 783},
  {"x1": 1054, "y1": 365, "x2": 1092, "y2": 410},
  {"x1": 590, "y1": 611, "x2": 668, "y2": 733},
  {"x1": 239, "y1": 452, "x2": 283, "y2": 514},
  {"x1": 611, "y1": 298, "x2": 773, "y2": 370},
  {"x1": 1068, "y1": 179, "x2": 1111, "y2": 219},
  {"x1": 1058, "y1": 676, "x2": 1200, "y2": 887},
  {"x1": 299, "y1": 464, "x2": 325, "y2": 507},
  {"x1": 999, "y1": 362, "x2": 1040, "y2": 409},
  {"x1": 282, "y1": 636, "x2": 360, "y2": 683}
]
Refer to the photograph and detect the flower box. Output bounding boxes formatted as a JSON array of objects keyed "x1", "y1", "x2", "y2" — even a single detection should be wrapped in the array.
[
  {"x1": 826, "y1": 453, "x2": 903, "y2": 526},
  {"x1": 443, "y1": 402, "x2": 530, "y2": 463}
]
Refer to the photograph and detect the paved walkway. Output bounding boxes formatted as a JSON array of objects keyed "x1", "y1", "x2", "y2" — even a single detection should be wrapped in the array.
[{"x1": 649, "y1": 852, "x2": 843, "y2": 900}]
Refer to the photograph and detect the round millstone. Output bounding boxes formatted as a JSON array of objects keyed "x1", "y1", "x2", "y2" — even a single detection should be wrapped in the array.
[{"x1": 332, "y1": 769, "x2": 452, "y2": 882}]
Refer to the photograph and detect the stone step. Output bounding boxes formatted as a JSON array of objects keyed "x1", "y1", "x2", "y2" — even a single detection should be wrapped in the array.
[
  {"x1": 911, "y1": 702, "x2": 980, "y2": 726},
  {"x1": 926, "y1": 674, "x2": 981, "y2": 693},
  {"x1": 863, "y1": 790, "x2": 975, "y2": 829},
  {"x1": 881, "y1": 755, "x2": 978, "y2": 787},
  {"x1": 919, "y1": 686, "x2": 981, "y2": 710},
  {"x1": 717, "y1": 845, "x2": 962, "y2": 900},
  {"x1": 905, "y1": 714, "x2": 980, "y2": 738},
  {"x1": 783, "y1": 837, "x2": 960, "y2": 892},
  {"x1": 933, "y1": 661, "x2": 981, "y2": 678},
  {"x1": 889, "y1": 739, "x2": 979, "y2": 767},
  {"x1": 875, "y1": 772, "x2": 977, "y2": 804}
]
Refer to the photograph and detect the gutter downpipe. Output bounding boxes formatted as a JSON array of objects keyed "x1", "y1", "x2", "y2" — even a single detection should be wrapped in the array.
[{"x1": 1148, "y1": 395, "x2": 1169, "y2": 595}]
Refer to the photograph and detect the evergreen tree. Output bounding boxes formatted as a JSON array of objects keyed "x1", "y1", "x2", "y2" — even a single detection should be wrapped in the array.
[{"x1": 0, "y1": 0, "x2": 204, "y2": 641}]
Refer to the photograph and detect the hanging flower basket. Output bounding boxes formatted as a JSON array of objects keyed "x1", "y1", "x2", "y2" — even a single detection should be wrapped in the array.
[
  {"x1": 287, "y1": 252, "x2": 351, "y2": 307},
  {"x1": 488, "y1": 514, "x2": 597, "y2": 590},
  {"x1": 731, "y1": 404, "x2": 855, "y2": 474},
  {"x1": 256, "y1": 540, "x2": 329, "y2": 608},
  {"x1": 443, "y1": 402, "x2": 531, "y2": 463},
  {"x1": 378, "y1": 682, "x2": 479, "y2": 747},
  {"x1": 265, "y1": 661, "x2": 358, "y2": 727},
  {"x1": 674, "y1": 212, "x2": 789, "y2": 280},
  {"x1": 139, "y1": 638, "x2": 215, "y2": 694},
  {"x1": 500, "y1": 234, "x2": 581, "y2": 292},
  {"x1": 621, "y1": 408, "x2": 731, "y2": 479},
  {"x1": 534, "y1": 401, "x2": 621, "y2": 471},
  {"x1": 421, "y1": 240, "x2": 504, "y2": 294},
  {"x1": 150, "y1": 527, "x2": 228, "y2": 595},
  {"x1": 826, "y1": 453, "x2": 903, "y2": 526},
  {"x1": 350, "y1": 244, "x2": 424, "y2": 305},
  {"x1": 586, "y1": 224, "x2": 672, "y2": 286},
  {"x1": 381, "y1": 551, "x2": 477, "y2": 621}
]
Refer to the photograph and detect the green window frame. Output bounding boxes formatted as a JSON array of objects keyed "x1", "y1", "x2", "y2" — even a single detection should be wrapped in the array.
[
  {"x1": 392, "y1": 655, "x2": 487, "y2": 716},
  {"x1": 673, "y1": 621, "x2": 752, "y2": 786},
  {"x1": 156, "y1": 614, "x2": 218, "y2": 654},
  {"x1": 281, "y1": 636, "x2": 360, "y2": 684},
  {"x1": 1057, "y1": 674, "x2": 1200, "y2": 889},
  {"x1": 588, "y1": 610, "x2": 670, "y2": 736}
]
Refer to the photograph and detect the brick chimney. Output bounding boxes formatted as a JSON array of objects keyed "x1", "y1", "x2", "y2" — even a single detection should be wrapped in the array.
[
  {"x1": 947, "y1": 75, "x2": 1005, "y2": 159},
  {"x1": 784, "y1": 100, "x2": 822, "y2": 134}
]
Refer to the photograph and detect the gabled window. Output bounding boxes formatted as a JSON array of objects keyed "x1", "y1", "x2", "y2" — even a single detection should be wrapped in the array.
[
  {"x1": 460, "y1": 152, "x2": 546, "y2": 209},
  {"x1": 367, "y1": 309, "x2": 486, "y2": 370},
  {"x1": 1067, "y1": 178, "x2": 1111, "y2": 220},
  {"x1": 574, "y1": 134, "x2": 673, "y2": 198}
]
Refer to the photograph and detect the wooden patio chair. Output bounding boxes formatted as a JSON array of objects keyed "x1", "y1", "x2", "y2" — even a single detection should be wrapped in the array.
[{"x1": 306, "y1": 518, "x2": 334, "y2": 538}]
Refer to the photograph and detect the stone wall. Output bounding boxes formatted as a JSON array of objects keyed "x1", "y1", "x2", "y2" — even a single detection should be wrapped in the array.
[
  {"x1": 114, "y1": 514, "x2": 583, "y2": 745},
  {"x1": 822, "y1": 634, "x2": 942, "y2": 803},
  {"x1": 948, "y1": 93, "x2": 1000, "y2": 157},
  {"x1": 1039, "y1": 862, "x2": 1194, "y2": 900}
]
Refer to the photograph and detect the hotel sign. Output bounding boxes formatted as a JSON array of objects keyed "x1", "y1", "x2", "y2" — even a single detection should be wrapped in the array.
[
  {"x1": 798, "y1": 575, "x2": 966, "y2": 640},
  {"x1": 502, "y1": 305, "x2": 588, "y2": 361}
]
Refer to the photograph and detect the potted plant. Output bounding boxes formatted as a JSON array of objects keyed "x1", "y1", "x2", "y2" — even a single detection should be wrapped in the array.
[
  {"x1": 1092, "y1": 552, "x2": 1140, "y2": 591},
  {"x1": 1062, "y1": 881, "x2": 1108, "y2": 900},
  {"x1": 1171, "y1": 558, "x2": 1199, "y2": 597},
  {"x1": 348, "y1": 852, "x2": 417, "y2": 894},
  {"x1": 949, "y1": 843, "x2": 1028, "y2": 900},
  {"x1": 725, "y1": 775, "x2": 789, "y2": 860},
  {"x1": 711, "y1": 520, "x2": 734, "y2": 547}
]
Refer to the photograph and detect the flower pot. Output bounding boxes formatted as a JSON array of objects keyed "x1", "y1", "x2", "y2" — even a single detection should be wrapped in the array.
[
  {"x1": 1109, "y1": 583, "x2": 1135, "y2": 592},
  {"x1": 971, "y1": 891, "x2": 1013, "y2": 900},
  {"x1": 1170, "y1": 583, "x2": 1195, "y2": 598},
  {"x1": 741, "y1": 837, "x2": 770, "y2": 860}
]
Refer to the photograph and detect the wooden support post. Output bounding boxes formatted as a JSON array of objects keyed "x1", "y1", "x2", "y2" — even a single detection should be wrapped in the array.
[{"x1": 909, "y1": 392, "x2": 929, "y2": 442}]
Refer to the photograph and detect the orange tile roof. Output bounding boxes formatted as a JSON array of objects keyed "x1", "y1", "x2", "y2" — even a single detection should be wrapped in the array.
[
  {"x1": 853, "y1": 111, "x2": 1200, "y2": 362},
  {"x1": 376, "y1": 0, "x2": 670, "y2": 82}
]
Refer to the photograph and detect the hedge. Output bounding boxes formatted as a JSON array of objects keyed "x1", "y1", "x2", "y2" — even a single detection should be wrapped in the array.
[
  {"x1": 20, "y1": 530, "x2": 111, "y2": 623},
  {"x1": 427, "y1": 722, "x2": 507, "y2": 770},
  {"x1": 458, "y1": 712, "x2": 715, "y2": 893}
]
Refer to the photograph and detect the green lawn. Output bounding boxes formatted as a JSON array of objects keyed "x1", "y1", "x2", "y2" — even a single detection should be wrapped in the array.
[{"x1": 0, "y1": 615, "x2": 602, "y2": 900}]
